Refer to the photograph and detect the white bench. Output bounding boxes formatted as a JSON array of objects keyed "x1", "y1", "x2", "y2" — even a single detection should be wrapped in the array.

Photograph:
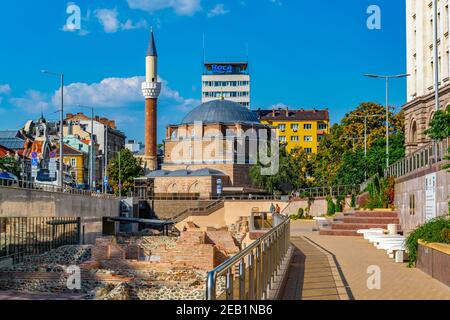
[
  {"x1": 357, "y1": 228, "x2": 385, "y2": 235},
  {"x1": 375, "y1": 238, "x2": 405, "y2": 249},
  {"x1": 367, "y1": 234, "x2": 404, "y2": 244},
  {"x1": 386, "y1": 245, "x2": 407, "y2": 263}
]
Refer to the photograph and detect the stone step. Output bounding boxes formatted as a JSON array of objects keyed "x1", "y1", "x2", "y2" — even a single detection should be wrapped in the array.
[
  {"x1": 331, "y1": 223, "x2": 402, "y2": 231},
  {"x1": 343, "y1": 217, "x2": 400, "y2": 224},
  {"x1": 318, "y1": 228, "x2": 362, "y2": 237},
  {"x1": 353, "y1": 211, "x2": 399, "y2": 218}
]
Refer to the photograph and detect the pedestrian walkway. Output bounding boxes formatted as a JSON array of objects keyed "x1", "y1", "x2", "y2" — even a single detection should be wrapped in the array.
[
  {"x1": 282, "y1": 237, "x2": 343, "y2": 300},
  {"x1": 283, "y1": 221, "x2": 450, "y2": 300}
]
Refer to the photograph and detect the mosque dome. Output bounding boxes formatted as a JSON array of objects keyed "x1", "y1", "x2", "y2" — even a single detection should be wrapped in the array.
[{"x1": 180, "y1": 99, "x2": 259, "y2": 125}]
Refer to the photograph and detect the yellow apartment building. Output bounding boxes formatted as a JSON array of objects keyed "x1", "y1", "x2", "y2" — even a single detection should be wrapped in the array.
[
  {"x1": 259, "y1": 108, "x2": 330, "y2": 153},
  {"x1": 56, "y1": 144, "x2": 86, "y2": 185}
]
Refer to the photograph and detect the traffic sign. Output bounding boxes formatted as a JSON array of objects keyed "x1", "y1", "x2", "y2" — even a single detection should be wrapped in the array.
[
  {"x1": 49, "y1": 152, "x2": 56, "y2": 158},
  {"x1": 31, "y1": 152, "x2": 38, "y2": 159},
  {"x1": 31, "y1": 158, "x2": 38, "y2": 166}
]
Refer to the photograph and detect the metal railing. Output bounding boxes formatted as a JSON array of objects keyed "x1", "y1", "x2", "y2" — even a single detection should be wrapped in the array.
[
  {"x1": 172, "y1": 199, "x2": 225, "y2": 223},
  {"x1": 0, "y1": 178, "x2": 118, "y2": 200},
  {"x1": 385, "y1": 138, "x2": 449, "y2": 178},
  {"x1": 0, "y1": 217, "x2": 81, "y2": 264},
  {"x1": 206, "y1": 216, "x2": 290, "y2": 300},
  {"x1": 143, "y1": 194, "x2": 291, "y2": 201},
  {"x1": 296, "y1": 185, "x2": 359, "y2": 199}
]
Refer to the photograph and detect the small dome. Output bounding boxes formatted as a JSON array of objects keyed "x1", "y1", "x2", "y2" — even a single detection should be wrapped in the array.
[{"x1": 181, "y1": 100, "x2": 259, "y2": 125}]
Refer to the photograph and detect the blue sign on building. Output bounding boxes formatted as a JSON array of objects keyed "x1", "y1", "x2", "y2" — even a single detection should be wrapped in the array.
[{"x1": 211, "y1": 64, "x2": 233, "y2": 74}]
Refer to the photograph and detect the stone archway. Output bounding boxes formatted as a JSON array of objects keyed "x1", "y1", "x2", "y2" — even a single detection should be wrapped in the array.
[
  {"x1": 166, "y1": 182, "x2": 178, "y2": 193},
  {"x1": 188, "y1": 181, "x2": 200, "y2": 193}
]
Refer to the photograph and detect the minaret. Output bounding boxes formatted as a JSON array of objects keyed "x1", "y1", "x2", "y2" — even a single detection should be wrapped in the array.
[{"x1": 141, "y1": 29, "x2": 161, "y2": 171}]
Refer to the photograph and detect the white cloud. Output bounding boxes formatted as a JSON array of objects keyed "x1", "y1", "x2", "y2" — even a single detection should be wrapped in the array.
[
  {"x1": 95, "y1": 8, "x2": 121, "y2": 33},
  {"x1": 270, "y1": 0, "x2": 282, "y2": 6},
  {"x1": 95, "y1": 8, "x2": 148, "y2": 33},
  {"x1": 127, "y1": 0, "x2": 202, "y2": 16},
  {"x1": 207, "y1": 4, "x2": 229, "y2": 18},
  {"x1": 0, "y1": 84, "x2": 11, "y2": 95},
  {"x1": 9, "y1": 90, "x2": 51, "y2": 114},
  {"x1": 51, "y1": 76, "x2": 198, "y2": 112},
  {"x1": 270, "y1": 102, "x2": 289, "y2": 109}
]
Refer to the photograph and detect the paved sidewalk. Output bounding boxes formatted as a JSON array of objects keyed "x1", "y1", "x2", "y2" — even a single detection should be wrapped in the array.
[
  {"x1": 282, "y1": 237, "x2": 341, "y2": 300},
  {"x1": 288, "y1": 221, "x2": 450, "y2": 300}
]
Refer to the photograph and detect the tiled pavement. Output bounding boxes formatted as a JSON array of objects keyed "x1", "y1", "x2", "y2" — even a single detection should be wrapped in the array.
[
  {"x1": 284, "y1": 221, "x2": 450, "y2": 300},
  {"x1": 282, "y1": 237, "x2": 342, "y2": 300}
]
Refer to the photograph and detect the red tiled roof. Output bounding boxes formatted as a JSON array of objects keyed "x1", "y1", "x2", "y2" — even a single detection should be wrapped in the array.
[
  {"x1": 55, "y1": 144, "x2": 84, "y2": 156},
  {"x1": 0, "y1": 145, "x2": 15, "y2": 157},
  {"x1": 259, "y1": 109, "x2": 329, "y2": 122}
]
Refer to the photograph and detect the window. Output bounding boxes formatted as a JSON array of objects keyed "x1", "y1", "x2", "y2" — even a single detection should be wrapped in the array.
[
  {"x1": 304, "y1": 136, "x2": 313, "y2": 142},
  {"x1": 278, "y1": 124, "x2": 286, "y2": 132},
  {"x1": 171, "y1": 130, "x2": 178, "y2": 139},
  {"x1": 409, "y1": 194, "x2": 415, "y2": 215},
  {"x1": 304, "y1": 124, "x2": 312, "y2": 130},
  {"x1": 291, "y1": 136, "x2": 299, "y2": 142},
  {"x1": 291, "y1": 124, "x2": 299, "y2": 131},
  {"x1": 71, "y1": 158, "x2": 76, "y2": 167},
  {"x1": 304, "y1": 148, "x2": 312, "y2": 154},
  {"x1": 279, "y1": 136, "x2": 286, "y2": 143},
  {"x1": 318, "y1": 123, "x2": 327, "y2": 130}
]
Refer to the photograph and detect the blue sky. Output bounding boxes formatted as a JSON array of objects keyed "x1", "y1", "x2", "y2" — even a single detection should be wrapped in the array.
[{"x1": 0, "y1": 0, "x2": 406, "y2": 143}]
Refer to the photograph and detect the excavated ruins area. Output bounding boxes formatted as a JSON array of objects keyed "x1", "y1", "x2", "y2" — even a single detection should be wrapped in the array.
[{"x1": 0, "y1": 226, "x2": 238, "y2": 300}]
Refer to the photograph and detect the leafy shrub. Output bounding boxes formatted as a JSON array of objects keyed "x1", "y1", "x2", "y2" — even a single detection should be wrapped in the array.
[
  {"x1": 297, "y1": 208, "x2": 304, "y2": 219},
  {"x1": 290, "y1": 208, "x2": 313, "y2": 220},
  {"x1": 405, "y1": 215, "x2": 450, "y2": 267},
  {"x1": 365, "y1": 176, "x2": 395, "y2": 209},
  {"x1": 326, "y1": 196, "x2": 336, "y2": 216},
  {"x1": 350, "y1": 193, "x2": 356, "y2": 208},
  {"x1": 335, "y1": 195, "x2": 345, "y2": 213}
]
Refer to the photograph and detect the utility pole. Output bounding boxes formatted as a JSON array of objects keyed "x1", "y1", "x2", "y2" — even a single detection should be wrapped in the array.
[
  {"x1": 77, "y1": 105, "x2": 95, "y2": 191},
  {"x1": 104, "y1": 125, "x2": 108, "y2": 194},
  {"x1": 364, "y1": 74, "x2": 410, "y2": 169},
  {"x1": 41, "y1": 70, "x2": 64, "y2": 188},
  {"x1": 118, "y1": 150, "x2": 122, "y2": 198}
]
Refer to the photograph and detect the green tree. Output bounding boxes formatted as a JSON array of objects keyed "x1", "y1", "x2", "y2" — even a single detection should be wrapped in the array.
[
  {"x1": 107, "y1": 149, "x2": 144, "y2": 196},
  {"x1": 0, "y1": 155, "x2": 21, "y2": 177},
  {"x1": 314, "y1": 103, "x2": 405, "y2": 187},
  {"x1": 250, "y1": 144, "x2": 311, "y2": 194},
  {"x1": 424, "y1": 108, "x2": 450, "y2": 141}
]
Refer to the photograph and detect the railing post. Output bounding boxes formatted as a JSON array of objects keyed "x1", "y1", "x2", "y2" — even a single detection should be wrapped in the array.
[
  {"x1": 206, "y1": 271, "x2": 216, "y2": 300},
  {"x1": 238, "y1": 259, "x2": 245, "y2": 300},
  {"x1": 248, "y1": 251, "x2": 255, "y2": 300},
  {"x1": 226, "y1": 268, "x2": 233, "y2": 300}
]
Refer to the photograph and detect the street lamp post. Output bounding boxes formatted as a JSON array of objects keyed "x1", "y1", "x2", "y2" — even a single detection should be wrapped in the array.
[
  {"x1": 118, "y1": 151, "x2": 122, "y2": 198},
  {"x1": 349, "y1": 114, "x2": 384, "y2": 180},
  {"x1": 364, "y1": 74, "x2": 410, "y2": 169},
  {"x1": 41, "y1": 70, "x2": 64, "y2": 189},
  {"x1": 77, "y1": 105, "x2": 95, "y2": 192}
]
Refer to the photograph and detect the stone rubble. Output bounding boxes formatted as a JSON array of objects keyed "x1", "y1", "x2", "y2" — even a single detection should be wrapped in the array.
[{"x1": 0, "y1": 243, "x2": 227, "y2": 300}]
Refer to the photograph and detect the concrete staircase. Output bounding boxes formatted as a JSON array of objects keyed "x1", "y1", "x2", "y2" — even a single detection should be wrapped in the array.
[{"x1": 319, "y1": 210, "x2": 401, "y2": 236}]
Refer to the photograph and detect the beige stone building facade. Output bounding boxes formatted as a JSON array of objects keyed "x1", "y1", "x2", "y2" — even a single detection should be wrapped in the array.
[
  {"x1": 142, "y1": 99, "x2": 273, "y2": 198},
  {"x1": 405, "y1": 0, "x2": 450, "y2": 155}
]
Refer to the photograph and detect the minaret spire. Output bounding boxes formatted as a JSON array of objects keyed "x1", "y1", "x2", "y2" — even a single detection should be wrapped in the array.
[
  {"x1": 147, "y1": 27, "x2": 158, "y2": 57},
  {"x1": 142, "y1": 28, "x2": 162, "y2": 172}
]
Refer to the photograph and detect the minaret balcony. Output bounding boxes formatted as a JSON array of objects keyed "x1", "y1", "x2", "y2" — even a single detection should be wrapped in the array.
[{"x1": 142, "y1": 82, "x2": 162, "y2": 99}]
